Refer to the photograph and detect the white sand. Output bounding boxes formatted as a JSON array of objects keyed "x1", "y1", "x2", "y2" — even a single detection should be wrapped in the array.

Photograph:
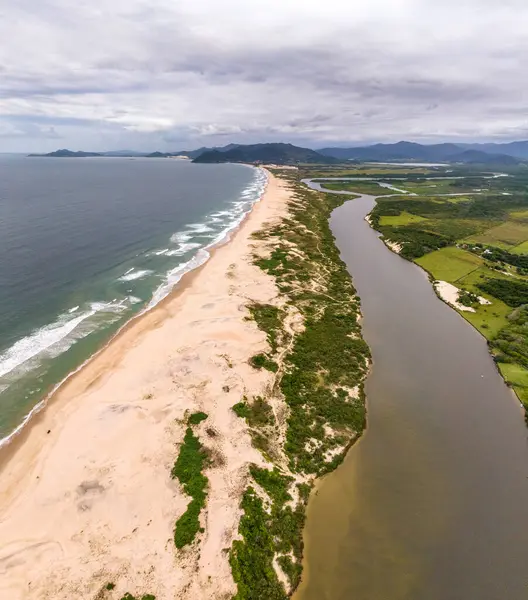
[
  {"x1": 0, "y1": 172, "x2": 293, "y2": 600},
  {"x1": 385, "y1": 240, "x2": 402, "y2": 254},
  {"x1": 434, "y1": 281, "x2": 490, "y2": 312}
]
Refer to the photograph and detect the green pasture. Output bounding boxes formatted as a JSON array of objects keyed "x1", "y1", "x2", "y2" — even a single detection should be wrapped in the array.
[
  {"x1": 498, "y1": 363, "x2": 528, "y2": 407},
  {"x1": 379, "y1": 211, "x2": 428, "y2": 226},
  {"x1": 416, "y1": 247, "x2": 483, "y2": 282}
]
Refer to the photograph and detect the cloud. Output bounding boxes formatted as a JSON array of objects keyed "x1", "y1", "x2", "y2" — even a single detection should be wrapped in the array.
[{"x1": 0, "y1": 0, "x2": 527, "y2": 151}]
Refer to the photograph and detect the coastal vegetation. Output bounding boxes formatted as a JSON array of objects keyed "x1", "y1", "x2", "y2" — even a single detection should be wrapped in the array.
[
  {"x1": 171, "y1": 419, "x2": 209, "y2": 548},
  {"x1": 229, "y1": 170, "x2": 371, "y2": 597},
  {"x1": 313, "y1": 164, "x2": 528, "y2": 408}
]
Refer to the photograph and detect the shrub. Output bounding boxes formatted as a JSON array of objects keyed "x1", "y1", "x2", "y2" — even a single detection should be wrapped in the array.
[{"x1": 188, "y1": 411, "x2": 208, "y2": 425}]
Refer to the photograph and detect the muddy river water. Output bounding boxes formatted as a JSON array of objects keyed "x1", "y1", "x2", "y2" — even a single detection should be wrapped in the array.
[{"x1": 294, "y1": 190, "x2": 528, "y2": 600}]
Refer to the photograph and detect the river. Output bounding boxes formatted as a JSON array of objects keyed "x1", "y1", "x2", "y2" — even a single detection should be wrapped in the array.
[{"x1": 294, "y1": 190, "x2": 528, "y2": 600}]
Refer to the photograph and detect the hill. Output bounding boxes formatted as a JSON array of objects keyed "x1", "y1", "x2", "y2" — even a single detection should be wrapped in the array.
[
  {"x1": 29, "y1": 149, "x2": 102, "y2": 157},
  {"x1": 318, "y1": 141, "x2": 521, "y2": 165},
  {"x1": 193, "y1": 143, "x2": 338, "y2": 165},
  {"x1": 460, "y1": 140, "x2": 528, "y2": 159}
]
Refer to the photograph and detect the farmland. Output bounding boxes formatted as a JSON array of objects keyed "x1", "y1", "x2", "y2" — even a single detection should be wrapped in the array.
[{"x1": 311, "y1": 164, "x2": 528, "y2": 413}]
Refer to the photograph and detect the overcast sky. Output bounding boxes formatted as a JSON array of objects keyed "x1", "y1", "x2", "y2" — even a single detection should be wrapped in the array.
[{"x1": 1, "y1": 0, "x2": 527, "y2": 152}]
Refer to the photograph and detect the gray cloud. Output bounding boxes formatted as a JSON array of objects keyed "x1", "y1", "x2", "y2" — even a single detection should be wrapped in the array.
[{"x1": 0, "y1": 0, "x2": 527, "y2": 152}]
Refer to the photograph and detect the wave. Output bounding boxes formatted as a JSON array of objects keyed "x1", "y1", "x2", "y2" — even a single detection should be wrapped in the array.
[
  {"x1": 147, "y1": 167, "x2": 268, "y2": 308},
  {"x1": 148, "y1": 248, "x2": 211, "y2": 309},
  {"x1": 166, "y1": 242, "x2": 202, "y2": 257},
  {"x1": 118, "y1": 269, "x2": 154, "y2": 282},
  {"x1": 0, "y1": 167, "x2": 268, "y2": 448},
  {"x1": 0, "y1": 300, "x2": 129, "y2": 382}
]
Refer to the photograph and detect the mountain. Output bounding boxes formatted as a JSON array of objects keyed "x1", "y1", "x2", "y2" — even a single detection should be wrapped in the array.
[
  {"x1": 173, "y1": 144, "x2": 240, "y2": 159},
  {"x1": 318, "y1": 141, "x2": 521, "y2": 164},
  {"x1": 193, "y1": 143, "x2": 339, "y2": 165},
  {"x1": 460, "y1": 141, "x2": 528, "y2": 160},
  {"x1": 452, "y1": 149, "x2": 519, "y2": 165},
  {"x1": 28, "y1": 149, "x2": 102, "y2": 157}
]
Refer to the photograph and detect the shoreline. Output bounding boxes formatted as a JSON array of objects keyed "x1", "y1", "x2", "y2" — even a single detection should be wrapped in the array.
[
  {"x1": 0, "y1": 167, "x2": 268, "y2": 458},
  {"x1": 304, "y1": 175, "x2": 527, "y2": 415},
  {"x1": 0, "y1": 169, "x2": 292, "y2": 600},
  {"x1": 362, "y1": 195, "x2": 528, "y2": 415}
]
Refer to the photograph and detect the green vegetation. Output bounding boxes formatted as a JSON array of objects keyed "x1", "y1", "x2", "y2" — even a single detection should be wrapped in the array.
[
  {"x1": 379, "y1": 211, "x2": 428, "y2": 226},
  {"x1": 249, "y1": 353, "x2": 279, "y2": 372},
  {"x1": 171, "y1": 427, "x2": 209, "y2": 548},
  {"x1": 416, "y1": 247, "x2": 483, "y2": 281},
  {"x1": 477, "y1": 278, "x2": 528, "y2": 307},
  {"x1": 247, "y1": 303, "x2": 284, "y2": 353},
  {"x1": 227, "y1": 170, "x2": 371, "y2": 597},
  {"x1": 321, "y1": 164, "x2": 528, "y2": 413},
  {"x1": 230, "y1": 487, "x2": 289, "y2": 600},
  {"x1": 511, "y1": 240, "x2": 528, "y2": 255},
  {"x1": 498, "y1": 363, "x2": 528, "y2": 406},
  {"x1": 318, "y1": 181, "x2": 395, "y2": 195},
  {"x1": 457, "y1": 289, "x2": 480, "y2": 308},
  {"x1": 233, "y1": 396, "x2": 274, "y2": 427},
  {"x1": 467, "y1": 222, "x2": 528, "y2": 248},
  {"x1": 232, "y1": 401, "x2": 250, "y2": 419},
  {"x1": 120, "y1": 594, "x2": 156, "y2": 600},
  {"x1": 230, "y1": 467, "x2": 307, "y2": 599},
  {"x1": 187, "y1": 411, "x2": 208, "y2": 425}
]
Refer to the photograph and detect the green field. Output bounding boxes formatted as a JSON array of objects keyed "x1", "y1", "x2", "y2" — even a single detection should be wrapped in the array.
[
  {"x1": 498, "y1": 363, "x2": 528, "y2": 405},
  {"x1": 511, "y1": 240, "x2": 528, "y2": 255},
  {"x1": 459, "y1": 300, "x2": 512, "y2": 337},
  {"x1": 466, "y1": 222, "x2": 528, "y2": 249},
  {"x1": 415, "y1": 247, "x2": 483, "y2": 282},
  {"x1": 379, "y1": 211, "x2": 428, "y2": 226},
  {"x1": 319, "y1": 181, "x2": 396, "y2": 195},
  {"x1": 301, "y1": 164, "x2": 528, "y2": 412},
  {"x1": 509, "y1": 209, "x2": 528, "y2": 221}
]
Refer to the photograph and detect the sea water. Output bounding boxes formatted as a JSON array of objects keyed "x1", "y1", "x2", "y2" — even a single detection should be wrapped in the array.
[{"x1": 0, "y1": 156, "x2": 267, "y2": 441}]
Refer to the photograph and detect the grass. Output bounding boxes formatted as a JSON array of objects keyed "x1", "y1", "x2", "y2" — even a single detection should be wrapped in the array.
[
  {"x1": 498, "y1": 363, "x2": 528, "y2": 406},
  {"x1": 379, "y1": 211, "x2": 428, "y2": 226},
  {"x1": 416, "y1": 247, "x2": 483, "y2": 282},
  {"x1": 171, "y1": 427, "x2": 209, "y2": 548},
  {"x1": 466, "y1": 222, "x2": 528, "y2": 248},
  {"x1": 509, "y1": 209, "x2": 528, "y2": 221},
  {"x1": 318, "y1": 181, "x2": 397, "y2": 195},
  {"x1": 458, "y1": 301, "x2": 512, "y2": 338},
  {"x1": 511, "y1": 240, "x2": 528, "y2": 255}
]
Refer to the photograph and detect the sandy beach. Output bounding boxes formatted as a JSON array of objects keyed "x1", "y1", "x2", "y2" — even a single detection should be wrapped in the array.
[{"x1": 0, "y1": 171, "x2": 292, "y2": 600}]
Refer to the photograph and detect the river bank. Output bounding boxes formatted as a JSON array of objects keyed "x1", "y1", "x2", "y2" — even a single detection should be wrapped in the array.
[
  {"x1": 0, "y1": 171, "x2": 293, "y2": 600},
  {"x1": 294, "y1": 190, "x2": 528, "y2": 600}
]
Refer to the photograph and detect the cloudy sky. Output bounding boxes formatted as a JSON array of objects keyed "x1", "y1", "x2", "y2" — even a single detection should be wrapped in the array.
[{"x1": 1, "y1": 0, "x2": 527, "y2": 152}]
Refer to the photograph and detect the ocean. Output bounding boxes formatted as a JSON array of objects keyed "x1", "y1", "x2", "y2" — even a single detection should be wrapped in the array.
[{"x1": 0, "y1": 156, "x2": 267, "y2": 442}]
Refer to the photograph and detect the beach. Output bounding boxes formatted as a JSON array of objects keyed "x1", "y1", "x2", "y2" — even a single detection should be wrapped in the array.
[{"x1": 0, "y1": 171, "x2": 292, "y2": 599}]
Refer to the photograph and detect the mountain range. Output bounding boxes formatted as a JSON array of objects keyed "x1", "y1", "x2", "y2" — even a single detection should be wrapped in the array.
[
  {"x1": 28, "y1": 140, "x2": 528, "y2": 165},
  {"x1": 193, "y1": 143, "x2": 339, "y2": 164},
  {"x1": 317, "y1": 141, "x2": 526, "y2": 165}
]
